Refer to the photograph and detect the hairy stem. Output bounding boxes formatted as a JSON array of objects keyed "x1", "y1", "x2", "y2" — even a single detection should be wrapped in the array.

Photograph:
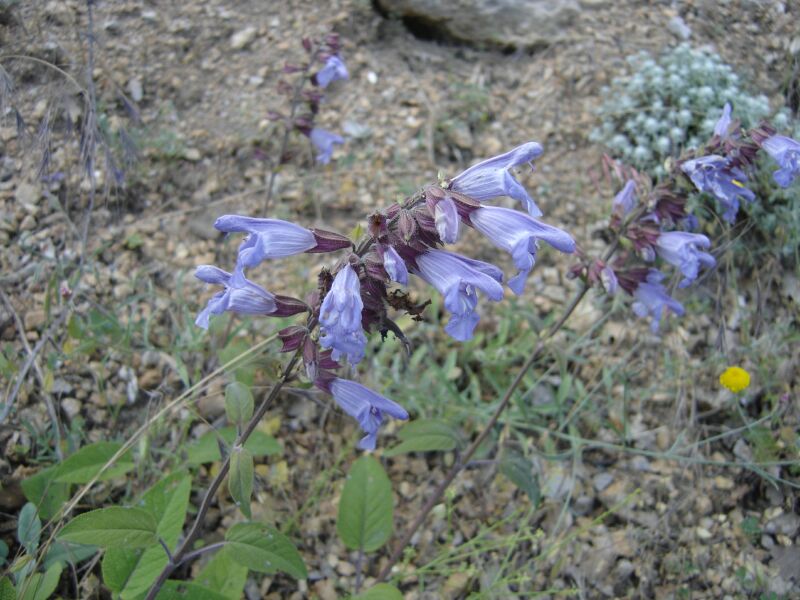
[{"x1": 145, "y1": 348, "x2": 303, "y2": 600}]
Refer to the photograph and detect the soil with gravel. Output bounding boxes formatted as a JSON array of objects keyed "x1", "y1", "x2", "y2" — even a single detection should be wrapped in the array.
[{"x1": 1, "y1": 1, "x2": 798, "y2": 598}]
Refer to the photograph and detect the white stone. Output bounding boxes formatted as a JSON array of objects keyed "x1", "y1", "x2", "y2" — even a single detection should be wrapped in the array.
[{"x1": 231, "y1": 26, "x2": 257, "y2": 50}]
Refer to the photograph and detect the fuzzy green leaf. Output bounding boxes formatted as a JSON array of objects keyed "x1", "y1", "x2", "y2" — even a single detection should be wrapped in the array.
[
  {"x1": 337, "y1": 456, "x2": 393, "y2": 552},
  {"x1": 53, "y1": 441, "x2": 134, "y2": 484},
  {"x1": 224, "y1": 522, "x2": 306, "y2": 579},
  {"x1": 0, "y1": 577, "x2": 15, "y2": 600},
  {"x1": 499, "y1": 453, "x2": 540, "y2": 505},
  {"x1": 103, "y1": 473, "x2": 192, "y2": 598},
  {"x1": 58, "y1": 507, "x2": 157, "y2": 548},
  {"x1": 20, "y1": 465, "x2": 70, "y2": 521},
  {"x1": 18, "y1": 562, "x2": 62, "y2": 600},
  {"x1": 43, "y1": 540, "x2": 97, "y2": 570},
  {"x1": 17, "y1": 503, "x2": 41, "y2": 555},
  {"x1": 225, "y1": 382, "x2": 254, "y2": 428},
  {"x1": 186, "y1": 428, "x2": 280, "y2": 465},
  {"x1": 157, "y1": 580, "x2": 231, "y2": 599},
  {"x1": 195, "y1": 550, "x2": 248, "y2": 600},
  {"x1": 350, "y1": 583, "x2": 404, "y2": 600},
  {"x1": 384, "y1": 419, "x2": 461, "y2": 457},
  {"x1": 228, "y1": 448, "x2": 254, "y2": 519}
]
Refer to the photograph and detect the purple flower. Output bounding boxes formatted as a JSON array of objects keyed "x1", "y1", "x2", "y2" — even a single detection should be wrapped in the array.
[
  {"x1": 713, "y1": 102, "x2": 732, "y2": 138},
  {"x1": 434, "y1": 196, "x2": 460, "y2": 243},
  {"x1": 194, "y1": 266, "x2": 276, "y2": 329},
  {"x1": 215, "y1": 215, "x2": 317, "y2": 269},
  {"x1": 319, "y1": 265, "x2": 367, "y2": 364},
  {"x1": 631, "y1": 270, "x2": 685, "y2": 333},
  {"x1": 380, "y1": 244, "x2": 408, "y2": 285},
  {"x1": 469, "y1": 206, "x2": 575, "y2": 295},
  {"x1": 448, "y1": 142, "x2": 544, "y2": 217},
  {"x1": 323, "y1": 378, "x2": 409, "y2": 450},
  {"x1": 655, "y1": 231, "x2": 715, "y2": 288},
  {"x1": 600, "y1": 266, "x2": 618, "y2": 295},
  {"x1": 413, "y1": 249, "x2": 504, "y2": 341},
  {"x1": 612, "y1": 180, "x2": 637, "y2": 217},
  {"x1": 314, "y1": 55, "x2": 348, "y2": 88},
  {"x1": 681, "y1": 155, "x2": 755, "y2": 223},
  {"x1": 761, "y1": 135, "x2": 800, "y2": 188},
  {"x1": 310, "y1": 128, "x2": 344, "y2": 164}
]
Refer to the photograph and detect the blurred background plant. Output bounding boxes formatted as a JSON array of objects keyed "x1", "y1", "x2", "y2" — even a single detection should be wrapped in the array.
[{"x1": 589, "y1": 43, "x2": 793, "y2": 177}]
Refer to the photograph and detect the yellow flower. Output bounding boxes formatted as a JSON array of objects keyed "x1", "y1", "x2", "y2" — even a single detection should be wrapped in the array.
[{"x1": 719, "y1": 366, "x2": 750, "y2": 393}]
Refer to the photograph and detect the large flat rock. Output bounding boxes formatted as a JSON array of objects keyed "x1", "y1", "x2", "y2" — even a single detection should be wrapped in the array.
[{"x1": 376, "y1": 0, "x2": 580, "y2": 49}]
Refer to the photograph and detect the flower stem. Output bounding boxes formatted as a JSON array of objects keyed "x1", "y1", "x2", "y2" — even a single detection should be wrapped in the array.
[
  {"x1": 144, "y1": 348, "x2": 303, "y2": 600},
  {"x1": 376, "y1": 281, "x2": 589, "y2": 581},
  {"x1": 264, "y1": 46, "x2": 322, "y2": 214}
]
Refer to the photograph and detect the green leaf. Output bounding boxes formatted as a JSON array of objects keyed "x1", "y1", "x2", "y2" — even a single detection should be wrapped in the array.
[
  {"x1": 337, "y1": 456, "x2": 393, "y2": 552},
  {"x1": 186, "y1": 428, "x2": 280, "y2": 465},
  {"x1": 20, "y1": 465, "x2": 69, "y2": 521},
  {"x1": 103, "y1": 473, "x2": 192, "y2": 598},
  {"x1": 17, "y1": 504, "x2": 41, "y2": 555},
  {"x1": 218, "y1": 339, "x2": 255, "y2": 386},
  {"x1": 102, "y1": 548, "x2": 141, "y2": 594},
  {"x1": 224, "y1": 522, "x2": 306, "y2": 579},
  {"x1": 195, "y1": 551, "x2": 247, "y2": 600},
  {"x1": 225, "y1": 382, "x2": 254, "y2": 428},
  {"x1": 156, "y1": 580, "x2": 230, "y2": 600},
  {"x1": 499, "y1": 453, "x2": 540, "y2": 505},
  {"x1": 53, "y1": 441, "x2": 134, "y2": 484},
  {"x1": 350, "y1": 583, "x2": 404, "y2": 600},
  {"x1": 384, "y1": 419, "x2": 461, "y2": 457},
  {"x1": 0, "y1": 577, "x2": 16, "y2": 600},
  {"x1": 228, "y1": 448, "x2": 253, "y2": 519},
  {"x1": 58, "y1": 507, "x2": 157, "y2": 548},
  {"x1": 43, "y1": 540, "x2": 97, "y2": 570},
  {"x1": 18, "y1": 562, "x2": 62, "y2": 600}
]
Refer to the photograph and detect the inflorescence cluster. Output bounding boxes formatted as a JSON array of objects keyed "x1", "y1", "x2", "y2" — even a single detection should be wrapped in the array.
[
  {"x1": 196, "y1": 130, "x2": 578, "y2": 449},
  {"x1": 267, "y1": 34, "x2": 349, "y2": 164},
  {"x1": 573, "y1": 103, "x2": 799, "y2": 332},
  {"x1": 196, "y1": 50, "x2": 800, "y2": 449}
]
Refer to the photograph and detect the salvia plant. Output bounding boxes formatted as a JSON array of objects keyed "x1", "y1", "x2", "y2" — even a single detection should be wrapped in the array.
[
  {"x1": 262, "y1": 33, "x2": 349, "y2": 209},
  {"x1": 6, "y1": 32, "x2": 800, "y2": 600},
  {"x1": 589, "y1": 43, "x2": 792, "y2": 176}
]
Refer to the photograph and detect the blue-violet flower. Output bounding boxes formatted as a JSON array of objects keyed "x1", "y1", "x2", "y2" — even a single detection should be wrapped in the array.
[
  {"x1": 655, "y1": 231, "x2": 715, "y2": 288},
  {"x1": 631, "y1": 270, "x2": 685, "y2": 333},
  {"x1": 326, "y1": 377, "x2": 409, "y2": 450},
  {"x1": 195, "y1": 266, "x2": 276, "y2": 329},
  {"x1": 380, "y1": 244, "x2": 409, "y2": 285},
  {"x1": 215, "y1": 215, "x2": 317, "y2": 269},
  {"x1": 469, "y1": 205, "x2": 576, "y2": 295},
  {"x1": 713, "y1": 102, "x2": 732, "y2": 138},
  {"x1": 434, "y1": 196, "x2": 460, "y2": 243},
  {"x1": 319, "y1": 264, "x2": 367, "y2": 364},
  {"x1": 681, "y1": 155, "x2": 755, "y2": 223},
  {"x1": 310, "y1": 128, "x2": 344, "y2": 164},
  {"x1": 612, "y1": 180, "x2": 637, "y2": 217},
  {"x1": 315, "y1": 55, "x2": 348, "y2": 88},
  {"x1": 413, "y1": 249, "x2": 504, "y2": 341},
  {"x1": 448, "y1": 142, "x2": 544, "y2": 217},
  {"x1": 761, "y1": 135, "x2": 800, "y2": 188}
]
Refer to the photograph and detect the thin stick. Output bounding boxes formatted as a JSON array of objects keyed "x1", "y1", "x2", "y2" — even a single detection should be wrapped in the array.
[
  {"x1": 0, "y1": 291, "x2": 63, "y2": 457},
  {"x1": 377, "y1": 282, "x2": 590, "y2": 582},
  {"x1": 377, "y1": 237, "x2": 623, "y2": 582},
  {"x1": 144, "y1": 348, "x2": 303, "y2": 600}
]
